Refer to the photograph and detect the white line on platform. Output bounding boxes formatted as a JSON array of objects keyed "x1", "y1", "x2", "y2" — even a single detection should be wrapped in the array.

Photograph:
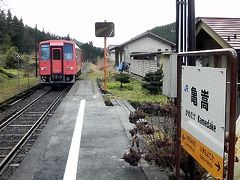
[{"x1": 63, "y1": 99, "x2": 86, "y2": 180}]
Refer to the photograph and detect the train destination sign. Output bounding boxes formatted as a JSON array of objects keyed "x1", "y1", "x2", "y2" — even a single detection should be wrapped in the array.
[
  {"x1": 181, "y1": 66, "x2": 226, "y2": 179},
  {"x1": 95, "y1": 22, "x2": 114, "y2": 37}
]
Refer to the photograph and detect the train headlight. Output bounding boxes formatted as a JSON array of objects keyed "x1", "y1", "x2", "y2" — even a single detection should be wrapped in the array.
[
  {"x1": 67, "y1": 67, "x2": 73, "y2": 70},
  {"x1": 40, "y1": 67, "x2": 48, "y2": 70}
]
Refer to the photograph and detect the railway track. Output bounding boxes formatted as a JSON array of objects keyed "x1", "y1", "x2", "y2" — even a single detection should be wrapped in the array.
[{"x1": 0, "y1": 88, "x2": 67, "y2": 177}]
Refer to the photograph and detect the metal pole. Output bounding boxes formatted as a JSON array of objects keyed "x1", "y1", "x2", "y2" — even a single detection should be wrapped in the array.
[
  {"x1": 187, "y1": 0, "x2": 196, "y2": 178},
  {"x1": 227, "y1": 51, "x2": 238, "y2": 180},
  {"x1": 35, "y1": 24, "x2": 38, "y2": 78},
  {"x1": 104, "y1": 37, "x2": 107, "y2": 91},
  {"x1": 18, "y1": 56, "x2": 20, "y2": 90},
  {"x1": 183, "y1": 0, "x2": 185, "y2": 54},
  {"x1": 17, "y1": 55, "x2": 20, "y2": 95},
  {"x1": 188, "y1": 0, "x2": 196, "y2": 66},
  {"x1": 27, "y1": 55, "x2": 30, "y2": 89},
  {"x1": 175, "y1": 1, "x2": 181, "y2": 179},
  {"x1": 186, "y1": 0, "x2": 189, "y2": 54},
  {"x1": 176, "y1": 55, "x2": 182, "y2": 180},
  {"x1": 176, "y1": 0, "x2": 179, "y2": 52}
]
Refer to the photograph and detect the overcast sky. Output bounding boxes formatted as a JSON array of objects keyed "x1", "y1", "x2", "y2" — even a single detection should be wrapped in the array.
[{"x1": 2, "y1": 0, "x2": 240, "y2": 47}]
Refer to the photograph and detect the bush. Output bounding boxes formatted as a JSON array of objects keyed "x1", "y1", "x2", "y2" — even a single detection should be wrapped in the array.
[
  {"x1": 5, "y1": 46, "x2": 19, "y2": 68},
  {"x1": 0, "y1": 54, "x2": 6, "y2": 67},
  {"x1": 142, "y1": 68, "x2": 163, "y2": 94},
  {"x1": 129, "y1": 110, "x2": 147, "y2": 124},
  {"x1": 125, "y1": 102, "x2": 176, "y2": 168},
  {"x1": 114, "y1": 73, "x2": 130, "y2": 88}
]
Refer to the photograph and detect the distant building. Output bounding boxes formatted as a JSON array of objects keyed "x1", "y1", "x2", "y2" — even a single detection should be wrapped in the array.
[
  {"x1": 110, "y1": 30, "x2": 175, "y2": 76},
  {"x1": 108, "y1": 45, "x2": 116, "y2": 63}
]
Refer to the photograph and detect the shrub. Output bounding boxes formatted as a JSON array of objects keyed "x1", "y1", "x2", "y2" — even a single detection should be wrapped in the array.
[
  {"x1": 124, "y1": 102, "x2": 176, "y2": 169},
  {"x1": 129, "y1": 110, "x2": 147, "y2": 124},
  {"x1": 114, "y1": 73, "x2": 130, "y2": 88},
  {"x1": 142, "y1": 67, "x2": 163, "y2": 94},
  {"x1": 5, "y1": 46, "x2": 19, "y2": 68}
]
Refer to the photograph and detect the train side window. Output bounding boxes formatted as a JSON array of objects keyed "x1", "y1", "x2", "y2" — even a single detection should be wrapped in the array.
[
  {"x1": 40, "y1": 44, "x2": 50, "y2": 60},
  {"x1": 53, "y1": 49, "x2": 61, "y2": 60},
  {"x1": 64, "y1": 43, "x2": 73, "y2": 60}
]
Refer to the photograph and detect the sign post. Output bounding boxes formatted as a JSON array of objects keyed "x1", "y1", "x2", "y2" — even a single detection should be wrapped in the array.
[
  {"x1": 104, "y1": 36, "x2": 107, "y2": 91},
  {"x1": 95, "y1": 21, "x2": 114, "y2": 91},
  {"x1": 181, "y1": 66, "x2": 226, "y2": 179},
  {"x1": 176, "y1": 49, "x2": 238, "y2": 180}
]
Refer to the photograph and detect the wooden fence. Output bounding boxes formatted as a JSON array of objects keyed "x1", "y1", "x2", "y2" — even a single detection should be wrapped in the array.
[{"x1": 129, "y1": 59, "x2": 158, "y2": 77}]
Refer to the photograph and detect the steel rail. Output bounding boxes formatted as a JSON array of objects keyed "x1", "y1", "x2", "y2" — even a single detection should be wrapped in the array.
[
  {"x1": 0, "y1": 89, "x2": 66, "y2": 174},
  {"x1": 0, "y1": 90, "x2": 50, "y2": 130}
]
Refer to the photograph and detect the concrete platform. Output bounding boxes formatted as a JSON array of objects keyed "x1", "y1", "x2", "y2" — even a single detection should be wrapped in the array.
[{"x1": 10, "y1": 80, "x2": 152, "y2": 180}]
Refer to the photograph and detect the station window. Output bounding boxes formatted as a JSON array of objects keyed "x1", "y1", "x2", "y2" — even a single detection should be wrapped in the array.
[
  {"x1": 40, "y1": 44, "x2": 50, "y2": 60},
  {"x1": 64, "y1": 43, "x2": 73, "y2": 60}
]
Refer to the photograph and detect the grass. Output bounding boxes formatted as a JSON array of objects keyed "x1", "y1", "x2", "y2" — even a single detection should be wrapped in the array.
[
  {"x1": 0, "y1": 66, "x2": 22, "y2": 74},
  {"x1": 85, "y1": 62, "x2": 168, "y2": 104},
  {"x1": 0, "y1": 73, "x2": 9, "y2": 82},
  {"x1": 107, "y1": 79, "x2": 168, "y2": 104},
  {"x1": 1, "y1": 68, "x2": 18, "y2": 75},
  {"x1": 80, "y1": 63, "x2": 103, "y2": 80},
  {"x1": 0, "y1": 67, "x2": 39, "y2": 103},
  {"x1": 0, "y1": 77, "x2": 39, "y2": 103}
]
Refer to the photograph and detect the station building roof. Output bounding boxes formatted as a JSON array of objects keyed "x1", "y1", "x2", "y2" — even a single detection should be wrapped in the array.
[
  {"x1": 196, "y1": 17, "x2": 240, "y2": 50},
  {"x1": 110, "y1": 30, "x2": 176, "y2": 51}
]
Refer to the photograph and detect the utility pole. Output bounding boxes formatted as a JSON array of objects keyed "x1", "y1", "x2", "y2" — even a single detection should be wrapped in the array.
[
  {"x1": 176, "y1": 0, "x2": 196, "y2": 179},
  {"x1": 188, "y1": 0, "x2": 196, "y2": 66},
  {"x1": 187, "y1": 1, "x2": 196, "y2": 178},
  {"x1": 35, "y1": 24, "x2": 38, "y2": 78}
]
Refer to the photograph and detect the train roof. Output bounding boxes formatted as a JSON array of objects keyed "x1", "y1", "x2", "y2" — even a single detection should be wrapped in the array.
[
  {"x1": 39, "y1": 39, "x2": 76, "y2": 46},
  {"x1": 39, "y1": 39, "x2": 81, "y2": 50}
]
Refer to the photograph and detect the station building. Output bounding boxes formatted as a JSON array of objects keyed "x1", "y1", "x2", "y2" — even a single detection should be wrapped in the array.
[
  {"x1": 196, "y1": 17, "x2": 240, "y2": 115},
  {"x1": 109, "y1": 31, "x2": 175, "y2": 77}
]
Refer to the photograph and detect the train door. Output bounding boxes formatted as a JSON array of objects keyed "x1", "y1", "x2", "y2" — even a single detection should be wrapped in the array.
[{"x1": 51, "y1": 47, "x2": 63, "y2": 81}]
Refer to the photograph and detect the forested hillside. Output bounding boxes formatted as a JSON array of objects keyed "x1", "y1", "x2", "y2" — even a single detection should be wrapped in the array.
[
  {"x1": 80, "y1": 41, "x2": 103, "y2": 64},
  {"x1": 0, "y1": 8, "x2": 103, "y2": 68},
  {"x1": 151, "y1": 22, "x2": 176, "y2": 43},
  {"x1": 0, "y1": 9, "x2": 70, "y2": 54}
]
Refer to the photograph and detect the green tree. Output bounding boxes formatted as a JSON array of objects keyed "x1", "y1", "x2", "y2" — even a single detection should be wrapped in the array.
[
  {"x1": 0, "y1": 10, "x2": 6, "y2": 37},
  {"x1": 1, "y1": 34, "x2": 12, "y2": 52},
  {"x1": 142, "y1": 67, "x2": 163, "y2": 94},
  {"x1": 65, "y1": 34, "x2": 70, "y2": 40},
  {"x1": 6, "y1": 9, "x2": 13, "y2": 37},
  {"x1": 151, "y1": 22, "x2": 176, "y2": 43},
  {"x1": 0, "y1": 8, "x2": 83, "y2": 61},
  {"x1": 114, "y1": 73, "x2": 130, "y2": 88},
  {"x1": 5, "y1": 46, "x2": 19, "y2": 68},
  {"x1": 80, "y1": 42, "x2": 103, "y2": 64},
  {"x1": 12, "y1": 16, "x2": 24, "y2": 52},
  {"x1": 22, "y1": 27, "x2": 35, "y2": 54}
]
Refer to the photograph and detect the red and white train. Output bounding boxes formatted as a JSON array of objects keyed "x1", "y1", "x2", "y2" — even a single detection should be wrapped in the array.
[{"x1": 39, "y1": 40, "x2": 82, "y2": 84}]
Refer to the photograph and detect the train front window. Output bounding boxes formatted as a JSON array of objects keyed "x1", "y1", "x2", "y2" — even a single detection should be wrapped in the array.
[
  {"x1": 53, "y1": 49, "x2": 61, "y2": 60},
  {"x1": 64, "y1": 43, "x2": 73, "y2": 60},
  {"x1": 40, "y1": 44, "x2": 50, "y2": 60}
]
